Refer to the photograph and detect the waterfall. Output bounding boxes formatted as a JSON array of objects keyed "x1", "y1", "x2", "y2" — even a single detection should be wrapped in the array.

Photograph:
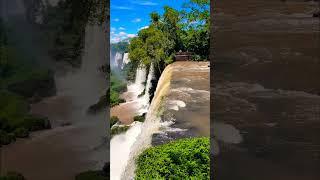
[
  {"x1": 121, "y1": 53, "x2": 130, "y2": 69},
  {"x1": 122, "y1": 64, "x2": 174, "y2": 179},
  {"x1": 114, "y1": 52, "x2": 123, "y2": 68},
  {"x1": 126, "y1": 65, "x2": 147, "y2": 101},
  {"x1": 139, "y1": 63, "x2": 154, "y2": 113},
  {"x1": 110, "y1": 122, "x2": 143, "y2": 180}
]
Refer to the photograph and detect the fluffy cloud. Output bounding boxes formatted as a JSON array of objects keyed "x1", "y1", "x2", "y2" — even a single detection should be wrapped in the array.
[
  {"x1": 138, "y1": 26, "x2": 149, "y2": 31},
  {"x1": 127, "y1": 34, "x2": 137, "y2": 38},
  {"x1": 132, "y1": 1, "x2": 158, "y2": 6},
  {"x1": 113, "y1": 18, "x2": 120, "y2": 22},
  {"x1": 132, "y1": 18, "x2": 141, "y2": 23},
  {"x1": 111, "y1": 31, "x2": 137, "y2": 43},
  {"x1": 119, "y1": 27, "x2": 125, "y2": 30},
  {"x1": 111, "y1": 5, "x2": 133, "y2": 10}
]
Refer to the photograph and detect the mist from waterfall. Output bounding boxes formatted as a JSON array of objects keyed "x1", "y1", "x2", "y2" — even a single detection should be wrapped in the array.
[
  {"x1": 110, "y1": 122, "x2": 143, "y2": 180},
  {"x1": 139, "y1": 63, "x2": 155, "y2": 114},
  {"x1": 121, "y1": 53, "x2": 130, "y2": 69}
]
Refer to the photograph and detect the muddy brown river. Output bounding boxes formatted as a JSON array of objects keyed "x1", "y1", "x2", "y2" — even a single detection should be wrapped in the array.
[{"x1": 212, "y1": 0, "x2": 320, "y2": 179}]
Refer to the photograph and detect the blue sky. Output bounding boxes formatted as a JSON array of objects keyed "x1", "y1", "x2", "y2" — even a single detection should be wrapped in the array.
[{"x1": 110, "y1": 0, "x2": 188, "y2": 43}]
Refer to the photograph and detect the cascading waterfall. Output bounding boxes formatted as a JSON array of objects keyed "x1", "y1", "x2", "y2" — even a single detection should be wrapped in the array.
[
  {"x1": 114, "y1": 52, "x2": 123, "y2": 68},
  {"x1": 139, "y1": 63, "x2": 154, "y2": 113},
  {"x1": 121, "y1": 53, "x2": 130, "y2": 69},
  {"x1": 126, "y1": 65, "x2": 147, "y2": 100},
  {"x1": 110, "y1": 122, "x2": 143, "y2": 180},
  {"x1": 122, "y1": 64, "x2": 174, "y2": 179}
]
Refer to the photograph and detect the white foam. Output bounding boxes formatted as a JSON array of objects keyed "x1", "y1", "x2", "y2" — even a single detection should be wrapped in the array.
[{"x1": 110, "y1": 122, "x2": 142, "y2": 180}]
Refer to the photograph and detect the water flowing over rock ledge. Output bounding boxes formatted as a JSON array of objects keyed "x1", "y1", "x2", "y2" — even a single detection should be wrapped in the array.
[{"x1": 121, "y1": 61, "x2": 210, "y2": 179}]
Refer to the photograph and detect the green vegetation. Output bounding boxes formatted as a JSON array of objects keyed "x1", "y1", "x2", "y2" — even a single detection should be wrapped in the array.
[
  {"x1": 43, "y1": 0, "x2": 106, "y2": 66},
  {"x1": 0, "y1": 91, "x2": 51, "y2": 145},
  {"x1": 75, "y1": 162, "x2": 109, "y2": 180},
  {"x1": 0, "y1": 19, "x2": 52, "y2": 146},
  {"x1": 0, "y1": 172, "x2": 25, "y2": 180},
  {"x1": 87, "y1": 93, "x2": 108, "y2": 114},
  {"x1": 133, "y1": 114, "x2": 146, "y2": 122},
  {"x1": 135, "y1": 137, "x2": 210, "y2": 180},
  {"x1": 128, "y1": 0, "x2": 209, "y2": 73},
  {"x1": 111, "y1": 41, "x2": 129, "y2": 54},
  {"x1": 110, "y1": 71, "x2": 126, "y2": 107},
  {"x1": 110, "y1": 116, "x2": 119, "y2": 128},
  {"x1": 111, "y1": 125, "x2": 130, "y2": 136},
  {"x1": 75, "y1": 171, "x2": 107, "y2": 180}
]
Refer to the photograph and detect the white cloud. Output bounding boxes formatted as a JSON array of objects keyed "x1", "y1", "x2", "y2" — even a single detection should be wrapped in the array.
[
  {"x1": 113, "y1": 18, "x2": 120, "y2": 22},
  {"x1": 111, "y1": 27, "x2": 116, "y2": 32},
  {"x1": 111, "y1": 31, "x2": 137, "y2": 43},
  {"x1": 132, "y1": 18, "x2": 141, "y2": 23},
  {"x1": 127, "y1": 34, "x2": 137, "y2": 38},
  {"x1": 138, "y1": 26, "x2": 149, "y2": 31},
  {"x1": 132, "y1": 1, "x2": 158, "y2": 6},
  {"x1": 111, "y1": 37, "x2": 121, "y2": 43},
  {"x1": 111, "y1": 5, "x2": 133, "y2": 10},
  {"x1": 119, "y1": 31, "x2": 127, "y2": 36},
  {"x1": 119, "y1": 27, "x2": 125, "y2": 30}
]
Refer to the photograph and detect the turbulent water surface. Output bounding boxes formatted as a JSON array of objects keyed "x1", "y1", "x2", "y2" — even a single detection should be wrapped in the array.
[{"x1": 213, "y1": 0, "x2": 320, "y2": 179}]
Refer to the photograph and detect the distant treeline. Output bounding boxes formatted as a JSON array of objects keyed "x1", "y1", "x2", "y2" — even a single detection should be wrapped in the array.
[{"x1": 128, "y1": 0, "x2": 210, "y2": 73}]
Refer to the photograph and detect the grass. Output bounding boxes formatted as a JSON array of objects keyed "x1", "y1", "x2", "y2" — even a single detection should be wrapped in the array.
[{"x1": 135, "y1": 137, "x2": 210, "y2": 180}]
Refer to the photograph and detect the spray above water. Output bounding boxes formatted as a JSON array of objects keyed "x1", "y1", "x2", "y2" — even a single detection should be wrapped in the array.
[{"x1": 110, "y1": 122, "x2": 142, "y2": 180}]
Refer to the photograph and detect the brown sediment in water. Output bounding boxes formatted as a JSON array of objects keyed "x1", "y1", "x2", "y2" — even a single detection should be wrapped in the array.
[
  {"x1": 213, "y1": 0, "x2": 320, "y2": 179},
  {"x1": 111, "y1": 101, "x2": 139, "y2": 125}
]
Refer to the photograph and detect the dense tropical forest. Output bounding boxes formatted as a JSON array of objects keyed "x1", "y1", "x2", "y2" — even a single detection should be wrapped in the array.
[{"x1": 128, "y1": 0, "x2": 209, "y2": 71}]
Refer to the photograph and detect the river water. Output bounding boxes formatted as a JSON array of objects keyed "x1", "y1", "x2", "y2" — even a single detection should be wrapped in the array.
[
  {"x1": 213, "y1": 0, "x2": 320, "y2": 179},
  {"x1": 0, "y1": 1, "x2": 108, "y2": 179}
]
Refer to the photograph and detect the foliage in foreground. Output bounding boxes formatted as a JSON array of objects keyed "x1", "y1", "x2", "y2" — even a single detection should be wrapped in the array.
[
  {"x1": 0, "y1": 20, "x2": 52, "y2": 146},
  {"x1": 133, "y1": 113, "x2": 146, "y2": 122},
  {"x1": 111, "y1": 126, "x2": 129, "y2": 136},
  {"x1": 0, "y1": 172, "x2": 25, "y2": 180},
  {"x1": 135, "y1": 137, "x2": 210, "y2": 180},
  {"x1": 75, "y1": 162, "x2": 109, "y2": 180}
]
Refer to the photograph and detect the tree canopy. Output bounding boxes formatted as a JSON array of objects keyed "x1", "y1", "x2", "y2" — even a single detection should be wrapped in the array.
[{"x1": 128, "y1": 0, "x2": 209, "y2": 72}]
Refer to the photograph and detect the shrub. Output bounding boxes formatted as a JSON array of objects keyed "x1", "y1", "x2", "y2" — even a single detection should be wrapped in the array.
[
  {"x1": 13, "y1": 128, "x2": 29, "y2": 138},
  {"x1": 133, "y1": 114, "x2": 145, "y2": 122},
  {"x1": 135, "y1": 137, "x2": 210, "y2": 180},
  {"x1": 75, "y1": 171, "x2": 107, "y2": 180},
  {"x1": 0, "y1": 131, "x2": 13, "y2": 145},
  {"x1": 0, "y1": 172, "x2": 26, "y2": 180},
  {"x1": 111, "y1": 126, "x2": 130, "y2": 136},
  {"x1": 110, "y1": 116, "x2": 119, "y2": 128}
]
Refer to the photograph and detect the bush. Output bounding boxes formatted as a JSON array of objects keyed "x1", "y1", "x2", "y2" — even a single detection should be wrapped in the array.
[
  {"x1": 0, "y1": 172, "x2": 26, "y2": 180},
  {"x1": 110, "y1": 116, "x2": 119, "y2": 128},
  {"x1": 13, "y1": 128, "x2": 29, "y2": 138},
  {"x1": 21, "y1": 116, "x2": 51, "y2": 131},
  {"x1": 0, "y1": 131, "x2": 14, "y2": 145},
  {"x1": 135, "y1": 137, "x2": 210, "y2": 180},
  {"x1": 75, "y1": 171, "x2": 107, "y2": 180},
  {"x1": 111, "y1": 126, "x2": 130, "y2": 136},
  {"x1": 133, "y1": 114, "x2": 145, "y2": 122}
]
